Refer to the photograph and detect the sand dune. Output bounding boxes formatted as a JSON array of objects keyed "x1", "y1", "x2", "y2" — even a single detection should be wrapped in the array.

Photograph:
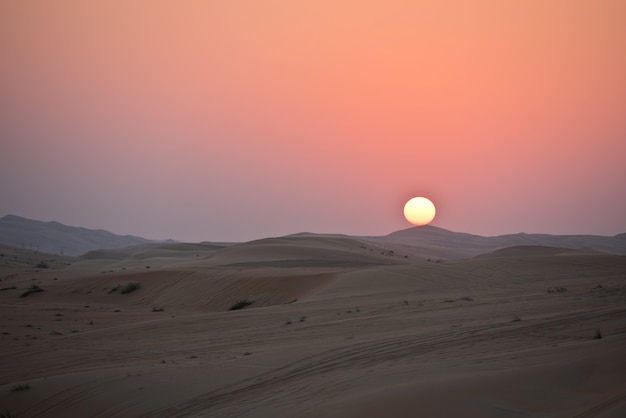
[
  {"x1": 81, "y1": 242, "x2": 233, "y2": 261},
  {"x1": 1, "y1": 235, "x2": 625, "y2": 417},
  {"x1": 204, "y1": 235, "x2": 407, "y2": 267},
  {"x1": 474, "y1": 245, "x2": 607, "y2": 258}
]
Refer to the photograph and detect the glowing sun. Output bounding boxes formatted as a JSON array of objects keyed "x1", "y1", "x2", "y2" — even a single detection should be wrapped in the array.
[{"x1": 404, "y1": 197, "x2": 436, "y2": 226}]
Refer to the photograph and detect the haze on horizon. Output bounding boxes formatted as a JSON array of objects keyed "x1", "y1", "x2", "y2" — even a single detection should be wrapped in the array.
[{"x1": 1, "y1": 1, "x2": 625, "y2": 243}]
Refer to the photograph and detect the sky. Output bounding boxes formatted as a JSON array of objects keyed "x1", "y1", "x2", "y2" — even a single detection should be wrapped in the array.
[{"x1": 1, "y1": 0, "x2": 625, "y2": 242}]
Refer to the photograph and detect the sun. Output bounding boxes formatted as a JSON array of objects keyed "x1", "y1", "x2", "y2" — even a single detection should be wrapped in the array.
[{"x1": 403, "y1": 197, "x2": 436, "y2": 226}]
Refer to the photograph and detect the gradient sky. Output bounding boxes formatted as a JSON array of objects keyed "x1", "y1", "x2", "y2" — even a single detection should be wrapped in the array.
[{"x1": 1, "y1": 1, "x2": 625, "y2": 242}]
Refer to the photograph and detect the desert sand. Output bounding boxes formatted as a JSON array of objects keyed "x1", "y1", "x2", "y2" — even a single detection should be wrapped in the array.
[{"x1": 1, "y1": 235, "x2": 625, "y2": 417}]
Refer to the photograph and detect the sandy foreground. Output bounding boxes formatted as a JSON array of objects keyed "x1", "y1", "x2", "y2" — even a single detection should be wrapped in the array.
[{"x1": 1, "y1": 237, "x2": 625, "y2": 417}]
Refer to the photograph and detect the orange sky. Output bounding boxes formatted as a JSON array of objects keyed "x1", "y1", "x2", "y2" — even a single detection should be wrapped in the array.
[{"x1": 1, "y1": 0, "x2": 625, "y2": 241}]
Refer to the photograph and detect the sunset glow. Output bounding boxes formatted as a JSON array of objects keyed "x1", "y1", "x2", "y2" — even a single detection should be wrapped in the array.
[{"x1": 1, "y1": 1, "x2": 625, "y2": 241}]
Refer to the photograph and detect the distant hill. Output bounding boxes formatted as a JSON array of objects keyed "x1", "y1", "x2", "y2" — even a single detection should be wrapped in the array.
[
  {"x1": 0, "y1": 215, "x2": 156, "y2": 256},
  {"x1": 365, "y1": 225, "x2": 626, "y2": 259},
  {"x1": 2, "y1": 214, "x2": 625, "y2": 260}
]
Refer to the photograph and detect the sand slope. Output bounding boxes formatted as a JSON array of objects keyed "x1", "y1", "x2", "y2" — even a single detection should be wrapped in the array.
[{"x1": 1, "y1": 237, "x2": 625, "y2": 417}]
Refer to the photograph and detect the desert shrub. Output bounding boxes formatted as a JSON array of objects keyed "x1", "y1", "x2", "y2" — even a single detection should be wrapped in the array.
[
  {"x1": 1, "y1": 410, "x2": 15, "y2": 418},
  {"x1": 107, "y1": 286, "x2": 120, "y2": 294},
  {"x1": 512, "y1": 316, "x2": 522, "y2": 322},
  {"x1": 229, "y1": 299, "x2": 253, "y2": 310},
  {"x1": 10, "y1": 383, "x2": 30, "y2": 392},
  {"x1": 20, "y1": 285, "x2": 43, "y2": 298},
  {"x1": 120, "y1": 282, "x2": 140, "y2": 294},
  {"x1": 594, "y1": 328, "x2": 603, "y2": 339},
  {"x1": 36, "y1": 261, "x2": 49, "y2": 269}
]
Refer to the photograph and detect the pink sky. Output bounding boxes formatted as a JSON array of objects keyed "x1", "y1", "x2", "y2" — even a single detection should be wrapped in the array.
[{"x1": 1, "y1": 0, "x2": 625, "y2": 242}]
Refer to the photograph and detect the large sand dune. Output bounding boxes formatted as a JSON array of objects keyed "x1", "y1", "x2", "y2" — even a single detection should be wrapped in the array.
[{"x1": 1, "y1": 235, "x2": 625, "y2": 417}]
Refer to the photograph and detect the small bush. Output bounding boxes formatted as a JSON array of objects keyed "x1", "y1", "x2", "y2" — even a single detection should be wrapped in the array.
[
  {"x1": 20, "y1": 285, "x2": 43, "y2": 298},
  {"x1": 229, "y1": 299, "x2": 253, "y2": 310},
  {"x1": 36, "y1": 261, "x2": 49, "y2": 269},
  {"x1": 11, "y1": 383, "x2": 30, "y2": 392},
  {"x1": 594, "y1": 328, "x2": 603, "y2": 339},
  {"x1": 512, "y1": 316, "x2": 522, "y2": 322},
  {"x1": 1, "y1": 410, "x2": 16, "y2": 418},
  {"x1": 120, "y1": 282, "x2": 140, "y2": 294}
]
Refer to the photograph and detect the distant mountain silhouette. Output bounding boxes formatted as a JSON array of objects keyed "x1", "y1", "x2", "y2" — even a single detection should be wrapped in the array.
[
  {"x1": 0, "y1": 215, "x2": 156, "y2": 256},
  {"x1": 365, "y1": 225, "x2": 626, "y2": 259},
  {"x1": 2, "y1": 215, "x2": 624, "y2": 260}
]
